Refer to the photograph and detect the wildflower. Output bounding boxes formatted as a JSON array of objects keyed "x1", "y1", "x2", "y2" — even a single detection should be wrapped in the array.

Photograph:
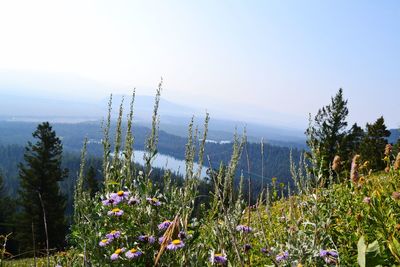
[
  {"x1": 102, "y1": 197, "x2": 119, "y2": 206},
  {"x1": 110, "y1": 248, "x2": 125, "y2": 261},
  {"x1": 276, "y1": 251, "x2": 289, "y2": 262},
  {"x1": 236, "y1": 224, "x2": 252, "y2": 233},
  {"x1": 350, "y1": 154, "x2": 361, "y2": 184},
  {"x1": 166, "y1": 239, "x2": 185, "y2": 250},
  {"x1": 147, "y1": 197, "x2": 161, "y2": 206},
  {"x1": 363, "y1": 196, "x2": 371, "y2": 204},
  {"x1": 320, "y1": 249, "x2": 338, "y2": 264},
  {"x1": 99, "y1": 238, "x2": 111, "y2": 247},
  {"x1": 106, "y1": 230, "x2": 121, "y2": 240},
  {"x1": 260, "y1": 247, "x2": 268, "y2": 254},
  {"x1": 158, "y1": 220, "x2": 172, "y2": 230},
  {"x1": 107, "y1": 208, "x2": 124, "y2": 216},
  {"x1": 128, "y1": 196, "x2": 140, "y2": 205},
  {"x1": 332, "y1": 155, "x2": 341, "y2": 172},
  {"x1": 138, "y1": 235, "x2": 156, "y2": 244},
  {"x1": 125, "y1": 248, "x2": 143, "y2": 259},
  {"x1": 394, "y1": 152, "x2": 400, "y2": 170},
  {"x1": 210, "y1": 252, "x2": 227, "y2": 265},
  {"x1": 111, "y1": 190, "x2": 130, "y2": 202},
  {"x1": 243, "y1": 244, "x2": 252, "y2": 252},
  {"x1": 392, "y1": 192, "x2": 400, "y2": 200},
  {"x1": 385, "y1": 144, "x2": 392, "y2": 156}
]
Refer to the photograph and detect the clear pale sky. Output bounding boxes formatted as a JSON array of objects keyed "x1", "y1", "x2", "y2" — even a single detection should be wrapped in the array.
[{"x1": 0, "y1": 0, "x2": 399, "y2": 128}]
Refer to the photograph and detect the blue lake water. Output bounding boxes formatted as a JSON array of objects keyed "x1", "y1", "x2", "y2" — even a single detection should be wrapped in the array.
[{"x1": 133, "y1": 150, "x2": 208, "y2": 178}]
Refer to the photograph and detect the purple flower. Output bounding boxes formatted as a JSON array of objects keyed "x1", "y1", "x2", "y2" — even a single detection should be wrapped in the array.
[
  {"x1": 210, "y1": 252, "x2": 227, "y2": 265},
  {"x1": 276, "y1": 251, "x2": 289, "y2": 262},
  {"x1": 107, "y1": 208, "x2": 124, "y2": 216},
  {"x1": 261, "y1": 247, "x2": 269, "y2": 254},
  {"x1": 363, "y1": 197, "x2": 371, "y2": 204},
  {"x1": 102, "y1": 197, "x2": 119, "y2": 206},
  {"x1": 125, "y1": 248, "x2": 143, "y2": 259},
  {"x1": 99, "y1": 238, "x2": 111, "y2": 247},
  {"x1": 158, "y1": 220, "x2": 172, "y2": 230},
  {"x1": 110, "y1": 248, "x2": 125, "y2": 261},
  {"x1": 236, "y1": 224, "x2": 252, "y2": 233},
  {"x1": 128, "y1": 196, "x2": 140, "y2": 205},
  {"x1": 105, "y1": 230, "x2": 121, "y2": 240},
  {"x1": 146, "y1": 197, "x2": 161, "y2": 206},
  {"x1": 320, "y1": 249, "x2": 338, "y2": 264},
  {"x1": 166, "y1": 239, "x2": 185, "y2": 250},
  {"x1": 138, "y1": 235, "x2": 156, "y2": 244},
  {"x1": 110, "y1": 190, "x2": 130, "y2": 202}
]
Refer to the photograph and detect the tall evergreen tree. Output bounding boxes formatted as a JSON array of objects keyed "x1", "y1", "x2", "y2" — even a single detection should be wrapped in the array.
[
  {"x1": 306, "y1": 88, "x2": 349, "y2": 180},
  {"x1": 17, "y1": 122, "x2": 67, "y2": 252},
  {"x1": 84, "y1": 165, "x2": 99, "y2": 197},
  {"x1": 360, "y1": 116, "x2": 391, "y2": 171},
  {"x1": 343, "y1": 123, "x2": 365, "y2": 157}
]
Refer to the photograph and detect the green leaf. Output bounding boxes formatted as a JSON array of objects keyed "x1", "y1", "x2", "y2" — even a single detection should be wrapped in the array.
[
  {"x1": 358, "y1": 236, "x2": 384, "y2": 267},
  {"x1": 388, "y1": 237, "x2": 400, "y2": 262},
  {"x1": 358, "y1": 236, "x2": 366, "y2": 267}
]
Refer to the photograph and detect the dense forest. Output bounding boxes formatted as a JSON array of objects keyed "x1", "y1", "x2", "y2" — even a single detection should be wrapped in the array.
[{"x1": 0, "y1": 121, "x2": 304, "y2": 196}]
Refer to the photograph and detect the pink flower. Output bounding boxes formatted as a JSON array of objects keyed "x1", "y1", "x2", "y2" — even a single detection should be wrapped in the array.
[{"x1": 363, "y1": 197, "x2": 371, "y2": 204}]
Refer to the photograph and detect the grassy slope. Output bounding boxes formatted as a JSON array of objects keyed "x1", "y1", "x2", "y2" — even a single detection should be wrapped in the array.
[
  {"x1": 4, "y1": 170, "x2": 400, "y2": 266},
  {"x1": 249, "y1": 169, "x2": 400, "y2": 265}
]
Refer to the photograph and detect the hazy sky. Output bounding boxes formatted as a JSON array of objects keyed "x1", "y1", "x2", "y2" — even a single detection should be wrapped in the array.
[{"x1": 0, "y1": 0, "x2": 399, "y2": 128}]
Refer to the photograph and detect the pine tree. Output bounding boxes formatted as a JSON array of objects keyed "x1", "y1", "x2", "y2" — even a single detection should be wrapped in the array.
[
  {"x1": 84, "y1": 165, "x2": 99, "y2": 197},
  {"x1": 17, "y1": 122, "x2": 67, "y2": 252},
  {"x1": 343, "y1": 123, "x2": 365, "y2": 157},
  {"x1": 306, "y1": 88, "x2": 349, "y2": 180},
  {"x1": 360, "y1": 116, "x2": 391, "y2": 171}
]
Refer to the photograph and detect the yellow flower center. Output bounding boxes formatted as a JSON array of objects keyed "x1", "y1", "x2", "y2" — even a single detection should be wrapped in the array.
[
  {"x1": 152, "y1": 197, "x2": 158, "y2": 202},
  {"x1": 117, "y1": 191, "x2": 124, "y2": 196},
  {"x1": 112, "y1": 208, "x2": 120, "y2": 213},
  {"x1": 114, "y1": 248, "x2": 122, "y2": 254},
  {"x1": 101, "y1": 239, "x2": 108, "y2": 243},
  {"x1": 215, "y1": 253, "x2": 222, "y2": 257},
  {"x1": 172, "y1": 239, "x2": 181, "y2": 245},
  {"x1": 130, "y1": 248, "x2": 137, "y2": 253},
  {"x1": 111, "y1": 230, "x2": 117, "y2": 234}
]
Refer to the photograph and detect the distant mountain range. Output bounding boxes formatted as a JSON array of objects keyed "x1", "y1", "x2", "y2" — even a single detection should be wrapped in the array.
[{"x1": 0, "y1": 70, "x2": 307, "y2": 147}]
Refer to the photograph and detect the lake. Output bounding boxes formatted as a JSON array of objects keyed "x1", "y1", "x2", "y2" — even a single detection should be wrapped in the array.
[{"x1": 133, "y1": 150, "x2": 208, "y2": 178}]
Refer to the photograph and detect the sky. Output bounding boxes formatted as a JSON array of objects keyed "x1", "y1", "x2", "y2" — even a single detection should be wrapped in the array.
[{"x1": 0, "y1": 0, "x2": 399, "y2": 129}]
